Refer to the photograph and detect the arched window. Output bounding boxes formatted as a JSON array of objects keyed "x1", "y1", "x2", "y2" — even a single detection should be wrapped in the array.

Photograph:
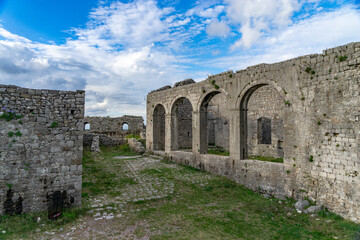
[
  {"x1": 122, "y1": 123, "x2": 129, "y2": 131},
  {"x1": 171, "y1": 98, "x2": 193, "y2": 151},
  {"x1": 84, "y1": 122, "x2": 90, "y2": 130}
]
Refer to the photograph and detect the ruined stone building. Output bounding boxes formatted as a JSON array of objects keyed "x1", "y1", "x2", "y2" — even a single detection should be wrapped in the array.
[
  {"x1": 0, "y1": 85, "x2": 84, "y2": 216},
  {"x1": 146, "y1": 42, "x2": 360, "y2": 222},
  {"x1": 83, "y1": 115, "x2": 145, "y2": 147}
]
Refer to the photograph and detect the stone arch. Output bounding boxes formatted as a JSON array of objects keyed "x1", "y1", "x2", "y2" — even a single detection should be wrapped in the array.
[
  {"x1": 199, "y1": 90, "x2": 230, "y2": 154},
  {"x1": 238, "y1": 81, "x2": 285, "y2": 159},
  {"x1": 84, "y1": 122, "x2": 90, "y2": 130},
  {"x1": 153, "y1": 104, "x2": 166, "y2": 151},
  {"x1": 171, "y1": 97, "x2": 193, "y2": 151},
  {"x1": 196, "y1": 89, "x2": 229, "y2": 113}
]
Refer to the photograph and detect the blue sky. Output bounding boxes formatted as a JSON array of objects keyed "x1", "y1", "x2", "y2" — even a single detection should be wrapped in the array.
[{"x1": 0, "y1": 0, "x2": 359, "y2": 118}]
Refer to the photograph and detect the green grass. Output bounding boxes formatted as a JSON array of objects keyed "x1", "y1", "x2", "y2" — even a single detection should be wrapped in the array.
[
  {"x1": 125, "y1": 133, "x2": 141, "y2": 139},
  {"x1": 248, "y1": 155, "x2": 284, "y2": 163},
  {"x1": 82, "y1": 145, "x2": 138, "y2": 198},
  {"x1": 1, "y1": 147, "x2": 359, "y2": 239},
  {"x1": 207, "y1": 146, "x2": 230, "y2": 156},
  {"x1": 0, "y1": 206, "x2": 88, "y2": 239},
  {"x1": 207, "y1": 149, "x2": 230, "y2": 156}
]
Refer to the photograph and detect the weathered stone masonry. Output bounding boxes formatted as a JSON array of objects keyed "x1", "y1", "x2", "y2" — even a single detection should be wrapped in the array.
[
  {"x1": 83, "y1": 116, "x2": 145, "y2": 149},
  {"x1": 84, "y1": 115, "x2": 144, "y2": 136},
  {"x1": 0, "y1": 85, "x2": 84, "y2": 215},
  {"x1": 147, "y1": 42, "x2": 360, "y2": 222}
]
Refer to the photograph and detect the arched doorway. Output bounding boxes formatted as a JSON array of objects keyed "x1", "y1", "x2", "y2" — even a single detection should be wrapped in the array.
[
  {"x1": 200, "y1": 91, "x2": 229, "y2": 154},
  {"x1": 171, "y1": 97, "x2": 193, "y2": 151},
  {"x1": 240, "y1": 84, "x2": 284, "y2": 159},
  {"x1": 153, "y1": 104, "x2": 166, "y2": 151},
  {"x1": 84, "y1": 122, "x2": 90, "y2": 130}
]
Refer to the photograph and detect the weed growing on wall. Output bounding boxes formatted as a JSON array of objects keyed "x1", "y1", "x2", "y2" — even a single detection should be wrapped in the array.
[
  {"x1": 0, "y1": 107, "x2": 23, "y2": 122},
  {"x1": 338, "y1": 56, "x2": 347, "y2": 62}
]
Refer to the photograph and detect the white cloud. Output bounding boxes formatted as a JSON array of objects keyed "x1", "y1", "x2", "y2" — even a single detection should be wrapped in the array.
[
  {"x1": 198, "y1": 5, "x2": 225, "y2": 18},
  {"x1": 206, "y1": 19, "x2": 230, "y2": 37},
  {"x1": 224, "y1": 0, "x2": 300, "y2": 48},
  {"x1": 204, "y1": 6, "x2": 360, "y2": 69},
  {"x1": 0, "y1": 0, "x2": 359, "y2": 120},
  {"x1": 0, "y1": 0, "x2": 192, "y2": 118}
]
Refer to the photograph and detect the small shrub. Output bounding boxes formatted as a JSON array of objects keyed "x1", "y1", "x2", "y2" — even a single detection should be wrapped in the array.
[
  {"x1": 285, "y1": 101, "x2": 291, "y2": 107},
  {"x1": 228, "y1": 73, "x2": 233, "y2": 78},
  {"x1": 214, "y1": 85, "x2": 220, "y2": 89},
  {"x1": 202, "y1": 89, "x2": 206, "y2": 93},
  {"x1": 311, "y1": 70, "x2": 315, "y2": 75},
  {"x1": 305, "y1": 67, "x2": 311, "y2": 73},
  {"x1": 211, "y1": 80, "x2": 216, "y2": 85},
  {"x1": 15, "y1": 131, "x2": 22, "y2": 137},
  {"x1": 8, "y1": 131, "x2": 14, "y2": 137},
  {"x1": 317, "y1": 121, "x2": 321, "y2": 125},
  {"x1": 0, "y1": 108, "x2": 22, "y2": 122},
  {"x1": 309, "y1": 155, "x2": 314, "y2": 162},
  {"x1": 51, "y1": 122, "x2": 58, "y2": 128},
  {"x1": 286, "y1": 170, "x2": 290, "y2": 175},
  {"x1": 338, "y1": 56, "x2": 347, "y2": 62},
  {"x1": 301, "y1": 97, "x2": 305, "y2": 101},
  {"x1": 6, "y1": 183, "x2": 12, "y2": 189}
]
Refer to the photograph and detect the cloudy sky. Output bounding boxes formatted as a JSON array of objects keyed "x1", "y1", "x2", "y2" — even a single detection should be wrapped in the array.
[{"x1": 0, "y1": 0, "x2": 359, "y2": 118}]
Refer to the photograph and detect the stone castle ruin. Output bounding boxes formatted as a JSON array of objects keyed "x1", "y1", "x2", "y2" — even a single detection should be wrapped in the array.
[
  {"x1": 83, "y1": 116, "x2": 145, "y2": 150},
  {"x1": 0, "y1": 85, "x2": 84, "y2": 216},
  {"x1": 0, "y1": 42, "x2": 359, "y2": 224},
  {"x1": 146, "y1": 42, "x2": 360, "y2": 222}
]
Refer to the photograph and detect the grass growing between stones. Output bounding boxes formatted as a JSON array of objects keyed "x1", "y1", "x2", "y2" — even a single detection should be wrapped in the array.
[
  {"x1": 248, "y1": 155, "x2": 284, "y2": 163},
  {"x1": 207, "y1": 146, "x2": 230, "y2": 156},
  {"x1": 1, "y1": 146, "x2": 360, "y2": 239}
]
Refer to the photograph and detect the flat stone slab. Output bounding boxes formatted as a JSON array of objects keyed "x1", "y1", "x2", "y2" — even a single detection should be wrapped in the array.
[{"x1": 113, "y1": 155, "x2": 142, "y2": 159}]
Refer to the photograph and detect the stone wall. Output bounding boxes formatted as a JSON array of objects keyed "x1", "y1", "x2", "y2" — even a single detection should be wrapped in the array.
[
  {"x1": 0, "y1": 85, "x2": 84, "y2": 215},
  {"x1": 147, "y1": 42, "x2": 360, "y2": 222},
  {"x1": 84, "y1": 115, "x2": 144, "y2": 139},
  {"x1": 83, "y1": 133, "x2": 124, "y2": 147},
  {"x1": 247, "y1": 85, "x2": 284, "y2": 158}
]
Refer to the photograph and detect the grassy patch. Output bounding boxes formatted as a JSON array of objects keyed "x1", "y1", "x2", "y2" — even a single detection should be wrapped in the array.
[
  {"x1": 2, "y1": 147, "x2": 359, "y2": 239},
  {"x1": 0, "y1": 206, "x2": 88, "y2": 239},
  {"x1": 82, "y1": 146, "x2": 138, "y2": 198},
  {"x1": 248, "y1": 155, "x2": 284, "y2": 163},
  {"x1": 207, "y1": 146, "x2": 230, "y2": 156},
  {"x1": 125, "y1": 133, "x2": 141, "y2": 139}
]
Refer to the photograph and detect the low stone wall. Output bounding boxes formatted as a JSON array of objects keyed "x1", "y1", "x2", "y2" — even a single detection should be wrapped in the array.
[
  {"x1": 0, "y1": 85, "x2": 84, "y2": 215},
  {"x1": 155, "y1": 151, "x2": 286, "y2": 198},
  {"x1": 84, "y1": 133, "x2": 124, "y2": 147}
]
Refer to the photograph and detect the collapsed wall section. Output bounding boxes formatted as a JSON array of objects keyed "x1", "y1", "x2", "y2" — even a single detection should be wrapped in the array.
[{"x1": 0, "y1": 85, "x2": 84, "y2": 215}]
